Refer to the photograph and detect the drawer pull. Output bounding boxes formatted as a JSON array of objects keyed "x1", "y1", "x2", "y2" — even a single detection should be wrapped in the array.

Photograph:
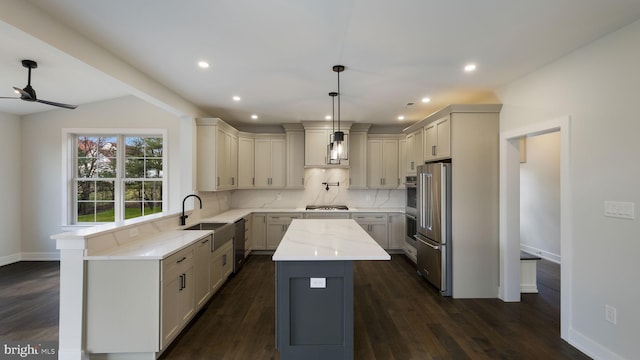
[{"x1": 177, "y1": 256, "x2": 187, "y2": 263}]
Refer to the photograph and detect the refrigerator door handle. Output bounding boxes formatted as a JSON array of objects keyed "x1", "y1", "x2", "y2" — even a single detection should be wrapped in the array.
[{"x1": 414, "y1": 235, "x2": 440, "y2": 250}]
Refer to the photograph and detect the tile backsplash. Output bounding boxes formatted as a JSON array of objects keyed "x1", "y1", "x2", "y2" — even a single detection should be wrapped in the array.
[{"x1": 229, "y1": 168, "x2": 404, "y2": 209}]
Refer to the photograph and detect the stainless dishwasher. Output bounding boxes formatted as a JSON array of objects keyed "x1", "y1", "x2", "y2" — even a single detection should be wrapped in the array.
[{"x1": 234, "y1": 218, "x2": 246, "y2": 273}]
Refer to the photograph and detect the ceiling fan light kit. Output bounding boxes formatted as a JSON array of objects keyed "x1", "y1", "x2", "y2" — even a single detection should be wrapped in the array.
[
  {"x1": 0, "y1": 59, "x2": 78, "y2": 110},
  {"x1": 327, "y1": 64, "x2": 348, "y2": 164}
]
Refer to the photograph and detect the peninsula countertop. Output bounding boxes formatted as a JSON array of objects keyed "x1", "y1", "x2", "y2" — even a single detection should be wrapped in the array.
[{"x1": 272, "y1": 219, "x2": 391, "y2": 261}]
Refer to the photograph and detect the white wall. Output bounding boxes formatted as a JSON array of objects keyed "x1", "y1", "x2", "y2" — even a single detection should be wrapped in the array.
[
  {"x1": 0, "y1": 112, "x2": 22, "y2": 265},
  {"x1": 498, "y1": 19, "x2": 640, "y2": 360},
  {"x1": 520, "y1": 132, "x2": 560, "y2": 262},
  {"x1": 20, "y1": 96, "x2": 190, "y2": 257}
]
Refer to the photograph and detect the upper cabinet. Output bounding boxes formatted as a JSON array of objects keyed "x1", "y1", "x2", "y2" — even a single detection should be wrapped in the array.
[
  {"x1": 302, "y1": 122, "x2": 352, "y2": 167},
  {"x1": 283, "y1": 124, "x2": 305, "y2": 189},
  {"x1": 254, "y1": 135, "x2": 286, "y2": 188},
  {"x1": 406, "y1": 128, "x2": 424, "y2": 174},
  {"x1": 196, "y1": 118, "x2": 238, "y2": 191},
  {"x1": 367, "y1": 135, "x2": 401, "y2": 189},
  {"x1": 347, "y1": 123, "x2": 370, "y2": 189},
  {"x1": 237, "y1": 133, "x2": 255, "y2": 188},
  {"x1": 424, "y1": 115, "x2": 450, "y2": 161}
]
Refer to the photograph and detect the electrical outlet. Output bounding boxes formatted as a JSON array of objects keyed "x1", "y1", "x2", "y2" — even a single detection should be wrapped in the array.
[
  {"x1": 604, "y1": 201, "x2": 635, "y2": 219},
  {"x1": 605, "y1": 304, "x2": 617, "y2": 324},
  {"x1": 130, "y1": 228, "x2": 139, "y2": 237}
]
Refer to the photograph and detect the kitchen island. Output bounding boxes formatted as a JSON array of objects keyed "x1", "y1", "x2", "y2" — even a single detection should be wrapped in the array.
[{"x1": 272, "y1": 219, "x2": 390, "y2": 360}]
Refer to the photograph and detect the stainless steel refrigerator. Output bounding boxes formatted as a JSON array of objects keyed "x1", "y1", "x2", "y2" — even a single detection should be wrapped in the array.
[{"x1": 416, "y1": 162, "x2": 452, "y2": 296}]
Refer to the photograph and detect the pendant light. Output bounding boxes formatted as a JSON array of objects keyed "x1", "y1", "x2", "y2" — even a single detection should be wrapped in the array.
[
  {"x1": 327, "y1": 91, "x2": 340, "y2": 164},
  {"x1": 328, "y1": 64, "x2": 347, "y2": 163}
]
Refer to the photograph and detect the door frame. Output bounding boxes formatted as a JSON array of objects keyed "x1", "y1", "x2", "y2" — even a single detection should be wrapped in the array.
[{"x1": 498, "y1": 115, "x2": 571, "y2": 341}]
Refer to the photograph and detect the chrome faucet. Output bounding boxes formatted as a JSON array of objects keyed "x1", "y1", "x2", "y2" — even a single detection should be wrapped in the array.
[{"x1": 180, "y1": 194, "x2": 203, "y2": 226}]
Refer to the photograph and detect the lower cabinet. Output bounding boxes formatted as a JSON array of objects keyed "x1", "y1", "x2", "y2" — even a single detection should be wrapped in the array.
[
  {"x1": 194, "y1": 235, "x2": 213, "y2": 308},
  {"x1": 266, "y1": 213, "x2": 303, "y2": 249},
  {"x1": 352, "y1": 213, "x2": 389, "y2": 249},
  {"x1": 161, "y1": 245, "x2": 196, "y2": 348},
  {"x1": 211, "y1": 240, "x2": 234, "y2": 293},
  {"x1": 388, "y1": 213, "x2": 405, "y2": 250},
  {"x1": 252, "y1": 213, "x2": 267, "y2": 250}
]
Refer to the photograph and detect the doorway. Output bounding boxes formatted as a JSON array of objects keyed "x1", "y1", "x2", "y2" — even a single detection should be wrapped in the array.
[{"x1": 499, "y1": 116, "x2": 571, "y2": 341}]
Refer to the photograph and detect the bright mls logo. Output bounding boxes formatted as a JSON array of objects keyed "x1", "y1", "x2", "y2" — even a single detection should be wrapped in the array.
[{"x1": 1, "y1": 342, "x2": 56, "y2": 359}]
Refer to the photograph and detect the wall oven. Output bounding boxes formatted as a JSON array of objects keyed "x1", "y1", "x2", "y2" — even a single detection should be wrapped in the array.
[{"x1": 405, "y1": 176, "x2": 417, "y2": 216}]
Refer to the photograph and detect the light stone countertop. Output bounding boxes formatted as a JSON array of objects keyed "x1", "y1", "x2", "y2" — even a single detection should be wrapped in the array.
[
  {"x1": 201, "y1": 207, "x2": 404, "y2": 224},
  {"x1": 84, "y1": 230, "x2": 212, "y2": 260},
  {"x1": 272, "y1": 219, "x2": 391, "y2": 261}
]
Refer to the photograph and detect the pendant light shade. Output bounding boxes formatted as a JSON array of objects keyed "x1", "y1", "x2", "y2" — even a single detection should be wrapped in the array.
[{"x1": 327, "y1": 65, "x2": 348, "y2": 164}]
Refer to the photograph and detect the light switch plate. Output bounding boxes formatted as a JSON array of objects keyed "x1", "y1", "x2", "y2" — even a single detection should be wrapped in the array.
[
  {"x1": 604, "y1": 201, "x2": 635, "y2": 219},
  {"x1": 310, "y1": 277, "x2": 326, "y2": 288}
]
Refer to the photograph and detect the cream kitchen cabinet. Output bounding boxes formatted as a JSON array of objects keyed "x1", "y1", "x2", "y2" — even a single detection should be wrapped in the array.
[
  {"x1": 284, "y1": 125, "x2": 305, "y2": 188},
  {"x1": 398, "y1": 138, "x2": 408, "y2": 185},
  {"x1": 302, "y1": 122, "x2": 352, "y2": 167},
  {"x1": 367, "y1": 137, "x2": 400, "y2": 189},
  {"x1": 406, "y1": 128, "x2": 424, "y2": 174},
  {"x1": 266, "y1": 213, "x2": 303, "y2": 249},
  {"x1": 424, "y1": 115, "x2": 451, "y2": 161},
  {"x1": 243, "y1": 214, "x2": 252, "y2": 257},
  {"x1": 161, "y1": 245, "x2": 196, "y2": 348},
  {"x1": 196, "y1": 118, "x2": 239, "y2": 191},
  {"x1": 194, "y1": 235, "x2": 212, "y2": 309},
  {"x1": 348, "y1": 125, "x2": 369, "y2": 189},
  {"x1": 237, "y1": 133, "x2": 255, "y2": 188},
  {"x1": 211, "y1": 240, "x2": 233, "y2": 293},
  {"x1": 252, "y1": 213, "x2": 267, "y2": 250},
  {"x1": 352, "y1": 213, "x2": 389, "y2": 249},
  {"x1": 388, "y1": 213, "x2": 405, "y2": 250},
  {"x1": 254, "y1": 135, "x2": 286, "y2": 188}
]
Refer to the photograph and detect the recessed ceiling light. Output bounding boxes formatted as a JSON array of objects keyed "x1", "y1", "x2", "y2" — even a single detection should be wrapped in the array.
[
  {"x1": 197, "y1": 61, "x2": 210, "y2": 69},
  {"x1": 232, "y1": 96, "x2": 241, "y2": 101},
  {"x1": 464, "y1": 63, "x2": 477, "y2": 72},
  {"x1": 251, "y1": 114, "x2": 258, "y2": 120},
  {"x1": 397, "y1": 115, "x2": 405, "y2": 121},
  {"x1": 422, "y1": 97, "x2": 431, "y2": 103},
  {"x1": 325, "y1": 115, "x2": 332, "y2": 120}
]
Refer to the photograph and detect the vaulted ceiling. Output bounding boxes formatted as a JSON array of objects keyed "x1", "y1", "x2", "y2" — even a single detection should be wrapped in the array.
[{"x1": 2, "y1": 0, "x2": 640, "y2": 128}]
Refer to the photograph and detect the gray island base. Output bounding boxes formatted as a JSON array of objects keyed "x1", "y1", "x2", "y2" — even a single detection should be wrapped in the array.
[{"x1": 272, "y1": 219, "x2": 390, "y2": 360}]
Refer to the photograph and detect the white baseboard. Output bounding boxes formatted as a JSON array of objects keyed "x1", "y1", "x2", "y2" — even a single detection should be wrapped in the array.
[
  {"x1": 0, "y1": 253, "x2": 21, "y2": 266},
  {"x1": 20, "y1": 252, "x2": 60, "y2": 261},
  {"x1": 569, "y1": 327, "x2": 624, "y2": 360},
  {"x1": 520, "y1": 244, "x2": 561, "y2": 263}
]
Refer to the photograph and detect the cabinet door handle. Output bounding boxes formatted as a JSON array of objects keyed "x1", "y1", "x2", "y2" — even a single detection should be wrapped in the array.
[
  {"x1": 231, "y1": 177, "x2": 235, "y2": 185},
  {"x1": 177, "y1": 256, "x2": 187, "y2": 263},
  {"x1": 349, "y1": 178, "x2": 352, "y2": 186},
  {"x1": 252, "y1": 177, "x2": 255, "y2": 185},
  {"x1": 183, "y1": 273, "x2": 187, "y2": 289},
  {"x1": 217, "y1": 177, "x2": 220, "y2": 187},
  {"x1": 179, "y1": 274, "x2": 185, "y2": 291},
  {"x1": 432, "y1": 145, "x2": 436, "y2": 156},
  {"x1": 302, "y1": 177, "x2": 304, "y2": 185},
  {"x1": 222, "y1": 254, "x2": 227, "y2": 266},
  {"x1": 201, "y1": 238, "x2": 209, "y2": 244},
  {"x1": 380, "y1": 178, "x2": 383, "y2": 185}
]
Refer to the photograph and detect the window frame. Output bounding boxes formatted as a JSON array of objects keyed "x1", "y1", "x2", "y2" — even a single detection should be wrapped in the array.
[{"x1": 62, "y1": 128, "x2": 168, "y2": 227}]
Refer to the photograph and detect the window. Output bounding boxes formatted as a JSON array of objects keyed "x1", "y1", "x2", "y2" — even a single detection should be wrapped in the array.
[{"x1": 72, "y1": 133, "x2": 165, "y2": 224}]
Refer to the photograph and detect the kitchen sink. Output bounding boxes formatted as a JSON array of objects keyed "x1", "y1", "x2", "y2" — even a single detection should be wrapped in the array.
[{"x1": 184, "y1": 222, "x2": 231, "y2": 231}]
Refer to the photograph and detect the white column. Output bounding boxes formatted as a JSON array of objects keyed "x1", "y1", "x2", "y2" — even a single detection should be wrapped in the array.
[{"x1": 55, "y1": 237, "x2": 88, "y2": 360}]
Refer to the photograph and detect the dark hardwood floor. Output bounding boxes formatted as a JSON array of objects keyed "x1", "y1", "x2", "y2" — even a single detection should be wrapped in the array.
[
  {"x1": 0, "y1": 261, "x2": 59, "y2": 342},
  {"x1": 0, "y1": 256, "x2": 589, "y2": 359}
]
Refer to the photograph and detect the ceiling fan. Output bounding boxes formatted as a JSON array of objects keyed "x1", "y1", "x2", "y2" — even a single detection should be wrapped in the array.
[{"x1": 0, "y1": 59, "x2": 78, "y2": 110}]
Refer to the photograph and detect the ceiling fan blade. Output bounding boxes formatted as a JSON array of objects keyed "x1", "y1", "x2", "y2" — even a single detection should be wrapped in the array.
[
  {"x1": 36, "y1": 99, "x2": 78, "y2": 110},
  {"x1": 13, "y1": 86, "x2": 33, "y2": 100}
]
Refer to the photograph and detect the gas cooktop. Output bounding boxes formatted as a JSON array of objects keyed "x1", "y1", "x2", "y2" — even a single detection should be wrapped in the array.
[{"x1": 305, "y1": 205, "x2": 349, "y2": 211}]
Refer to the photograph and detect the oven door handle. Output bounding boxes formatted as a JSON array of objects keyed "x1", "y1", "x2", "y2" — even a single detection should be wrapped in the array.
[
  {"x1": 414, "y1": 235, "x2": 440, "y2": 250},
  {"x1": 405, "y1": 214, "x2": 416, "y2": 221}
]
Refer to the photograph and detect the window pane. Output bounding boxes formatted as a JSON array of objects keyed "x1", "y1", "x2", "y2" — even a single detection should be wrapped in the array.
[
  {"x1": 125, "y1": 137, "x2": 145, "y2": 157},
  {"x1": 77, "y1": 158, "x2": 97, "y2": 178},
  {"x1": 124, "y1": 202, "x2": 142, "y2": 219},
  {"x1": 96, "y1": 158, "x2": 116, "y2": 178},
  {"x1": 144, "y1": 201, "x2": 163, "y2": 215},
  {"x1": 145, "y1": 159, "x2": 163, "y2": 178},
  {"x1": 144, "y1": 181, "x2": 162, "y2": 201},
  {"x1": 124, "y1": 181, "x2": 142, "y2": 201},
  {"x1": 125, "y1": 159, "x2": 145, "y2": 178},
  {"x1": 77, "y1": 202, "x2": 95, "y2": 222},
  {"x1": 95, "y1": 202, "x2": 115, "y2": 222},
  {"x1": 96, "y1": 181, "x2": 115, "y2": 200},
  {"x1": 144, "y1": 137, "x2": 163, "y2": 157},
  {"x1": 77, "y1": 181, "x2": 95, "y2": 200}
]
